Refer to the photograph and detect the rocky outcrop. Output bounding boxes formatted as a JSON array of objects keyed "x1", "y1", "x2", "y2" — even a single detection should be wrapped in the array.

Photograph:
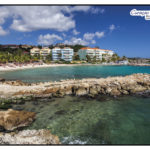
[
  {"x1": 0, "y1": 78, "x2": 5, "y2": 82},
  {"x1": 0, "y1": 109, "x2": 35, "y2": 131},
  {"x1": 0, "y1": 129, "x2": 60, "y2": 144},
  {"x1": 5, "y1": 80, "x2": 30, "y2": 86},
  {"x1": 0, "y1": 73, "x2": 150, "y2": 98}
]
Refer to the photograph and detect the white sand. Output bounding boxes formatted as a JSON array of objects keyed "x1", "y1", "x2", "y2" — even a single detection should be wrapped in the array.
[
  {"x1": 0, "y1": 63, "x2": 119, "y2": 72},
  {"x1": 0, "y1": 63, "x2": 149, "y2": 72},
  {"x1": 0, "y1": 63, "x2": 84, "y2": 72}
]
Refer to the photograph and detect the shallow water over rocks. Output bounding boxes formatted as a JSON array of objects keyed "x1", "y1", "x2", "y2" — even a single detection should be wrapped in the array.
[{"x1": 11, "y1": 95, "x2": 150, "y2": 144}]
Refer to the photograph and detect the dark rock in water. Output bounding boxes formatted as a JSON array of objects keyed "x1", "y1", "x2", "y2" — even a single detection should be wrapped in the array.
[
  {"x1": 24, "y1": 96, "x2": 35, "y2": 101},
  {"x1": 96, "y1": 96, "x2": 109, "y2": 102},
  {"x1": 71, "y1": 110, "x2": 79, "y2": 114},
  {"x1": 55, "y1": 110, "x2": 67, "y2": 115},
  {"x1": 39, "y1": 105, "x2": 44, "y2": 109},
  {"x1": 16, "y1": 100, "x2": 25, "y2": 105},
  {"x1": 12, "y1": 99, "x2": 25, "y2": 104},
  {"x1": 32, "y1": 101, "x2": 38, "y2": 105},
  {"x1": 0, "y1": 125, "x2": 5, "y2": 132},
  {"x1": 54, "y1": 104, "x2": 59, "y2": 107},
  {"x1": 11, "y1": 99, "x2": 18, "y2": 104},
  {"x1": 0, "y1": 78, "x2": 5, "y2": 82},
  {"x1": 39, "y1": 98, "x2": 55, "y2": 102},
  {"x1": 13, "y1": 106, "x2": 24, "y2": 111},
  {"x1": 71, "y1": 99, "x2": 82, "y2": 102},
  {"x1": 87, "y1": 94, "x2": 96, "y2": 99},
  {"x1": 49, "y1": 116, "x2": 54, "y2": 120},
  {"x1": 80, "y1": 106, "x2": 84, "y2": 110},
  {"x1": 135, "y1": 90, "x2": 150, "y2": 98},
  {"x1": 0, "y1": 103, "x2": 12, "y2": 110},
  {"x1": 0, "y1": 109, "x2": 36, "y2": 131}
]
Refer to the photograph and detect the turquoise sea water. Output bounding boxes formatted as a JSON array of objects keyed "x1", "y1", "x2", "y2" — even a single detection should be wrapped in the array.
[
  {"x1": 12, "y1": 95, "x2": 150, "y2": 144},
  {"x1": 0, "y1": 65, "x2": 150, "y2": 82},
  {"x1": 1, "y1": 65, "x2": 150, "y2": 144}
]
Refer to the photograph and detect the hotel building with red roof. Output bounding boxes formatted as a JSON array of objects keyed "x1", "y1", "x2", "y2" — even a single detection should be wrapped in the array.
[{"x1": 78, "y1": 47, "x2": 114, "y2": 60}]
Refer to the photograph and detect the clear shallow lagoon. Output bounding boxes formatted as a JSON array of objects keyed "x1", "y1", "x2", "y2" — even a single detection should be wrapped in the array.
[
  {"x1": 1, "y1": 65, "x2": 150, "y2": 144},
  {"x1": 12, "y1": 95, "x2": 150, "y2": 144},
  {"x1": 0, "y1": 65, "x2": 150, "y2": 83}
]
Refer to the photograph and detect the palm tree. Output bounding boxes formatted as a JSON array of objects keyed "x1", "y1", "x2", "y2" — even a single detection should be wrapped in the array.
[{"x1": 86, "y1": 55, "x2": 91, "y2": 63}]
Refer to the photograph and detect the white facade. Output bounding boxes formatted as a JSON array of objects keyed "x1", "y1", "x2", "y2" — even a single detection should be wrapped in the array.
[
  {"x1": 40, "y1": 47, "x2": 51, "y2": 56},
  {"x1": 30, "y1": 47, "x2": 51, "y2": 57},
  {"x1": 52, "y1": 47, "x2": 62, "y2": 61},
  {"x1": 104, "y1": 50, "x2": 114, "y2": 56},
  {"x1": 52, "y1": 47, "x2": 74, "y2": 61},
  {"x1": 61, "y1": 47, "x2": 74, "y2": 61},
  {"x1": 30, "y1": 48, "x2": 40, "y2": 56},
  {"x1": 118, "y1": 60, "x2": 129, "y2": 65},
  {"x1": 78, "y1": 47, "x2": 114, "y2": 60}
]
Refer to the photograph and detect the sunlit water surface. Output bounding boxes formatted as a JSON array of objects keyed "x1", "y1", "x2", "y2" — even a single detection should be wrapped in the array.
[
  {"x1": 12, "y1": 95, "x2": 150, "y2": 144},
  {"x1": 0, "y1": 65, "x2": 150, "y2": 82}
]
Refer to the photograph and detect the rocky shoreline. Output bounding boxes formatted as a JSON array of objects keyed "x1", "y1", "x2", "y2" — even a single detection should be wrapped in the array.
[
  {"x1": 0, "y1": 73, "x2": 149, "y2": 100},
  {"x1": 0, "y1": 109, "x2": 60, "y2": 145},
  {"x1": 0, "y1": 73, "x2": 150, "y2": 144},
  {"x1": 0, "y1": 129, "x2": 60, "y2": 144}
]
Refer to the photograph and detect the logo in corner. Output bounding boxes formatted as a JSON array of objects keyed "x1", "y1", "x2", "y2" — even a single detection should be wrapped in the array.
[{"x1": 130, "y1": 9, "x2": 150, "y2": 20}]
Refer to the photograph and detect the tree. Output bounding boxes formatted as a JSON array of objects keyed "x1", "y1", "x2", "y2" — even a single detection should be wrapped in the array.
[
  {"x1": 73, "y1": 55, "x2": 80, "y2": 61},
  {"x1": 102, "y1": 57, "x2": 106, "y2": 63},
  {"x1": 16, "y1": 49, "x2": 23, "y2": 56},
  {"x1": 49, "y1": 45, "x2": 54, "y2": 49},
  {"x1": 86, "y1": 55, "x2": 91, "y2": 63},
  {"x1": 111, "y1": 53, "x2": 120, "y2": 62},
  {"x1": 38, "y1": 45, "x2": 42, "y2": 49},
  {"x1": 19, "y1": 44, "x2": 22, "y2": 49},
  {"x1": 92, "y1": 56, "x2": 97, "y2": 63},
  {"x1": 71, "y1": 44, "x2": 86, "y2": 52},
  {"x1": 46, "y1": 52, "x2": 52, "y2": 61},
  {"x1": 122, "y1": 55, "x2": 127, "y2": 60}
]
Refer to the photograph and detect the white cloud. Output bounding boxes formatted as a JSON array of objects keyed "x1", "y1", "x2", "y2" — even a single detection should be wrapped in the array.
[
  {"x1": 91, "y1": 40, "x2": 96, "y2": 44},
  {"x1": 65, "y1": 31, "x2": 104, "y2": 46},
  {"x1": 70, "y1": 6, "x2": 91, "y2": 12},
  {"x1": 0, "y1": 6, "x2": 99, "y2": 33},
  {"x1": 38, "y1": 34, "x2": 63, "y2": 45},
  {"x1": 83, "y1": 31, "x2": 105, "y2": 41},
  {"x1": 62, "y1": 33, "x2": 66, "y2": 37},
  {"x1": 9, "y1": 6, "x2": 75, "y2": 32},
  {"x1": 64, "y1": 37, "x2": 89, "y2": 46},
  {"x1": 73, "y1": 29, "x2": 80, "y2": 35},
  {"x1": 0, "y1": 7, "x2": 10, "y2": 24},
  {"x1": 90, "y1": 7, "x2": 105, "y2": 14},
  {"x1": 0, "y1": 26, "x2": 8, "y2": 36},
  {"x1": 95, "y1": 31, "x2": 105, "y2": 38},
  {"x1": 109, "y1": 24, "x2": 115, "y2": 31},
  {"x1": 83, "y1": 33, "x2": 95, "y2": 40}
]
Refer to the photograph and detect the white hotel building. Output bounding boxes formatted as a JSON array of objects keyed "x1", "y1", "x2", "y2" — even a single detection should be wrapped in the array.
[
  {"x1": 52, "y1": 47, "x2": 74, "y2": 61},
  {"x1": 78, "y1": 47, "x2": 114, "y2": 60},
  {"x1": 30, "y1": 47, "x2": 51, "y2": 57}
]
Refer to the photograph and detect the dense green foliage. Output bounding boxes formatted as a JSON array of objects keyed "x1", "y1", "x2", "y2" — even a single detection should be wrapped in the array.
[
  {"x1": 73, "y1": 55, "x2": 80, "y2": 61},
  {"x1": 70, "y1": 45, "x2": 86, "y2": 52},
  {"x1": 2, "y1": 44, "x2": 148, "y2": 64}
]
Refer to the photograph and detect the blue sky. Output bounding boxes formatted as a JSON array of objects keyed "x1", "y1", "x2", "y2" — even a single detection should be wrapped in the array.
[{"x1": 0, "y1": 5, "x2": 150, "y2": 58}]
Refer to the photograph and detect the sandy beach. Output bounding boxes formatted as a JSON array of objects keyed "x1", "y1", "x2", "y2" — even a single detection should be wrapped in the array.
[
  {"x1": 0, "y1": 63, "x2": 76, "y2": 72},
  {"x1": 0, "y1": 63, "x2": 118, "y2": 72},
  {"x1": 0, "y1": 63, "x2": 101, "y2": 72},
  {"x1": 0, "y1": 63, "x2": 149, "y2": 72}
]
